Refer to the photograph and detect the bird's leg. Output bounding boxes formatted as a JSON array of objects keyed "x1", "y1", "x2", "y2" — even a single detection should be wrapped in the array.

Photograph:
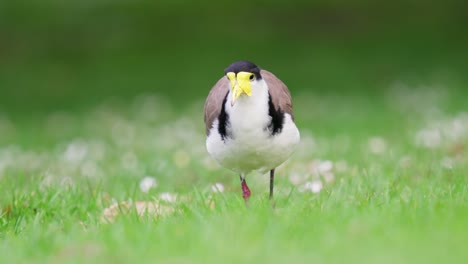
[
  {"x1": 269, "y1": 169, "x2": 275, "y2": 201},
  {"x1": 239, "y1": 174, "x2": 251, "y2": 204},
  {"x1": 269, "y1": 169, "x2": 277, "y2": 208}
]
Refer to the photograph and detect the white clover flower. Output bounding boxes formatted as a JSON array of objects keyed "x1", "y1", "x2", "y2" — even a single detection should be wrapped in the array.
[
  {"x1": 211, "y1": 183, "x2": 225, "y2": 193},
  {"x1": 317, "y1": 160, "x2": 333, "y2": 174},
  {"x1": 299, "y1": 180, "x2": 323, "y2": 193},
  {"x1": 139, "y1": 176, "x2": 158, "y2": 193},
  {"x1": 159, "y1": 192, "x2": 177, "y2": 203}
]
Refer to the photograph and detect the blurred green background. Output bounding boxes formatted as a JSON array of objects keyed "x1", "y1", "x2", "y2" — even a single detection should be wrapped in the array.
[{"x1": 1, "y1": 0, "x2": 467, "y2": 114}]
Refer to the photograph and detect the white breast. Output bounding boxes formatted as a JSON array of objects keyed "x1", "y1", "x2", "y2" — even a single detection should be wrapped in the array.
[{"x1": 206, "y1": 80, "x2": 300, "y2": 174}]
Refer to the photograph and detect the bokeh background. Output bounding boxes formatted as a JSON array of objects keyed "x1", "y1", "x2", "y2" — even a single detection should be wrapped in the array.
[{"x1": 1, "y1": 1, "x2": 467, "y2": 114}]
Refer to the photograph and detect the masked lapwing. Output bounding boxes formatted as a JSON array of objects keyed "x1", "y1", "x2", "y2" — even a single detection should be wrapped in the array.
[{"x1": 204, "y1": 61, "x2": 300, "y2": 204}]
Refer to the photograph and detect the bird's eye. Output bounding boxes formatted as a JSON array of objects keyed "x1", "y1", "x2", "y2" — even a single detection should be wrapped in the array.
[{"x1": 249, "y1": 74, "x2": 255, "y2": 81}]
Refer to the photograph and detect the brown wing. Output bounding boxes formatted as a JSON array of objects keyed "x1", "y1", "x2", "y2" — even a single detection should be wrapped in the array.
[
  {"x1": 261, "y1": 69, "x2": 294, "y2": 119},
  {"x1": 204, "y1": 76, "x2": 229, "y2": 135}
]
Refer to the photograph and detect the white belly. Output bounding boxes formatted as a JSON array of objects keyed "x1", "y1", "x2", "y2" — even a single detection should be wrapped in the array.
[{"x1": 206, "y1": 114, "x2": 300, "y2": 174}]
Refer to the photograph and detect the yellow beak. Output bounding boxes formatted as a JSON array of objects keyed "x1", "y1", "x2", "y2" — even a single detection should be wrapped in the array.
[{"x1": 226, "y1": 72, "x2": 253, "y2": 106}]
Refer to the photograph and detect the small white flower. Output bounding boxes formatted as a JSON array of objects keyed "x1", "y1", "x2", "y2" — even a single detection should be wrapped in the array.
[
  {"x1": 317, "y1": 160, "x2": 333, "y2": 174},
  {"x1": 299, "y1": 180, "x2": 323, "y2": 193},
  {"x1": 211, "y1": 183, "x2": 225, "y2": 193},
  {"x1": 159, "y1": 192, "x2": 177, "y2": 203},
  {"x1": 309, "y1": 160, "x2": 333, "y2": 175},
  {"x1": 139, "y1": 176, "x2": 158, "y2": 193}
]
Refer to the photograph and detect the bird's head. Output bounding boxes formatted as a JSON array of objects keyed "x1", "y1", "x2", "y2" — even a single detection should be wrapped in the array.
[{"x1": 224, "y1": 61, "x2": 262, "y2": 106}]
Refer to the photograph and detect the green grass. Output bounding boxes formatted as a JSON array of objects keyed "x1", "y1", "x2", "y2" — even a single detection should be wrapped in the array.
[{"x1": 1, "y1": 87, "x2": 467, "y2": 263}]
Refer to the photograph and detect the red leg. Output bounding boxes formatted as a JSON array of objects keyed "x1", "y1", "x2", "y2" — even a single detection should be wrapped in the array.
[{"x1": 240, "y1": 175, "x2": 251, "y2": 204}]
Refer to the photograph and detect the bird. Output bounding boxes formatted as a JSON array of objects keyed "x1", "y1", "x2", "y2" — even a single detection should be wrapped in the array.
[{"x1": 204, "y1": 61, "x2": 300, "y2": 204}]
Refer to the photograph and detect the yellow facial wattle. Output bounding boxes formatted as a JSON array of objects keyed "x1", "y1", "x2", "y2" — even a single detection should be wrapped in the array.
[{"x1": 226, "y1": 71, "x2": 253, "y2": 105}]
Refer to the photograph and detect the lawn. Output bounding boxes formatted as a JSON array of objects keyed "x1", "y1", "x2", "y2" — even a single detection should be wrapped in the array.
[{"x1": 1, "y1": 84, "x2": 467, "y2": 263}]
